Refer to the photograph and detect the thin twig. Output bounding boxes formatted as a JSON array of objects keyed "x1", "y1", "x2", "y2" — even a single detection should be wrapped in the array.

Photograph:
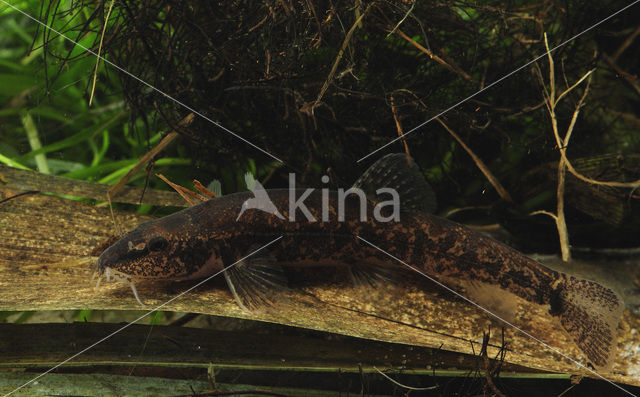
[
  {"x1": 555, "y1": 152, "x2": 571, "y2": 261},
  {"x1": 373, "y1": 366, "x2": 437, "y2": 391},
  {"x1": 555, "y1": 69, "x2": 594, "y2": 105},
  {"x1": 313, "y1": 4, "x2": 372, "y2": 110},
  {"x1": 156, "y1": 174, "x2": 208, "y2": 205},
  {"x1": 392, "y1": 88, "x2": 513, "y2": 202},
  {"x1": 612, "y1": 24, "x2": 640, "y2": 61},
  {"x1": 89, "y1": 0, "x2": 116, "y2": 107},
  {"x1": 529, "y1": 210, "x2": 557, "y2": 220},
  {"x1": 551, "y1": 68, "x2": 640, "y2": 189},
  {"x1": 546, "y1": 34, "x2": 556, "y2": 104},
  {"x1": 535, "y1": 33, "x2": 604, "y2": 261},
  {"x1": 248, "y1": 13, "x2": 269, "y2": 33},
  {"x1": 387, "y1": 1, "x2": 415, "y2": 37},
  {"x1": 0, "y1": 190, "x2": 39, "y2": 205},
  {"x1": 435, "y1": 117, "x2": 513, "y2": 203},
  {"x1": 480, "y1": 331, "x2": 507, "y2": 397},
  {"x1": 540, "y1": 32, "x2": 575, "y2": 261},
  {"x1": 389, "y1": 95, "x2": 410, "y2": 157},
  {"x1": 193, "y1": 179, "x2": 218, "y2": 198},
  {"x1": 395, "y1": 28, "x2": 473, "y2": 81}
]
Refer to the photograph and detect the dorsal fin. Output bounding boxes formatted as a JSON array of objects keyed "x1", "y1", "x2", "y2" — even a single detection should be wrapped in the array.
[
  {"x1": 353, "y1": 153, "x2": 437, "y2": 213},
  {"x1": 207, "y1": 179, "x2": 223, "y2": 197}
]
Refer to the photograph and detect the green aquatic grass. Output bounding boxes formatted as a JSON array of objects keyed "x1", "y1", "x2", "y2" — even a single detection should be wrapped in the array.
[
  {"x1": 0, "y1": 1, "x2": 199, "y2": 190},
  {"x1": 0, "y1": 152, "x2": 30, "y2": 169}
]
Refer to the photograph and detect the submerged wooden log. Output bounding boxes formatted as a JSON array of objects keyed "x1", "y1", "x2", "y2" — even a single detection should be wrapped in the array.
[
  {"x1": 1, "y1": 165, "x2": 639, "y2": 389},
  {"x1": 0, "y1": 371, "x2": 401, "y2": 397},
  {"x1": 0, "y1": 322, "x2": 534, "y2": 373},
  {"x1": 0, "y1": 321, "x2": 560, "y2": 396}
]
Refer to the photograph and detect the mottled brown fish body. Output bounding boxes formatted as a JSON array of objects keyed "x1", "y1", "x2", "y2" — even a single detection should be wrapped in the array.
[
  {"x1": 270, "y1": 190, "x2": 622, "y2": 368},
  {"x1": 228, "y1": 189, "x2": 558, "y2": 302},
  {"x1": 98, "y1": 189, "x2": 623, "y2": 368}
]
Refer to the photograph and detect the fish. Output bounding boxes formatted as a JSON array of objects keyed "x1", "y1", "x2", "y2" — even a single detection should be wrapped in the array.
[{"x1": 95, "y1": 153, "x2": 624, "y2": 369}]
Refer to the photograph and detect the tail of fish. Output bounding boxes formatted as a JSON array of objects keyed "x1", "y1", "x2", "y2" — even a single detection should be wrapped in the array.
[
  {"x1": 356, "y1": 153, "x2": 625, "y2": 369},
  {"x1": 551, "y1": 275, "x2": 624, "y2": 369}
]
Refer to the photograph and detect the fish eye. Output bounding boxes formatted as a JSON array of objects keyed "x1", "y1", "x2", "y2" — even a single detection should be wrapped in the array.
[{"x1": 148, "y1": 236, "x2": 168, "y2": 252}]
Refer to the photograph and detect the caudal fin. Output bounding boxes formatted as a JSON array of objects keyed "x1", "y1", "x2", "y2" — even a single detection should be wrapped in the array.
[{"x1": 552, "y1": 276, "x2": 624, "y2": 369}]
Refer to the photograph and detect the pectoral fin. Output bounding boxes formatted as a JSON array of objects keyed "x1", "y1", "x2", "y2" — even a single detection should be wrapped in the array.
[
  {"x1": 222, "y1": 245, "x2": 288, "y2": 312},
  {"x1": 349, "y1": 262, "x2": 404, "y2": 289}
]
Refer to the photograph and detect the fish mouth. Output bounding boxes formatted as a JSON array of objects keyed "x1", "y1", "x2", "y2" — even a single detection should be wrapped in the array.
[
  {"x1": 93, "y1": 266, "x2": 136, "y2": 288},
  {"x1": 104, "y1": 267, "x2": 133, "y2": 283},
  {"x1": 93, "y1": 246, "x2": 132, "y2": 285},
  {"x1": 92, "y1": 265, "x2": 146, "y2": 306}
]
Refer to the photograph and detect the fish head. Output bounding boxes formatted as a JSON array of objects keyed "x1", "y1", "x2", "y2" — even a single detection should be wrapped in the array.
[{"x1": 96, "y1": 212, "x2": 224, "y2": 283}]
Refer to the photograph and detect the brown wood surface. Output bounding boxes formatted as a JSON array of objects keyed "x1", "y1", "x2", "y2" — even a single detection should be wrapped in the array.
[
  {"x1": 1, "y1": 166, "x2": 639, "y2": 389},
  {"x1": 0, "y1": 165, "x2": 187, "y2": 206}
]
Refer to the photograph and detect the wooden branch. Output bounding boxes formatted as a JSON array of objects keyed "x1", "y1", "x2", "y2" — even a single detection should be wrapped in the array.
[
  {"x1": 394, "y1": 29, "x2": 473, "y2": 82},
  {"x1": 0, "y1": 323, "x2": 532, "y2": 373},
  {"x1": 434, "y1": 117, "x2": 513, "y2": 203},
  {"x1": 1, "y1": 372, "x2": 218, "y2": 397},
  {"x1": 0, "y1": 165, "x2": 186, "y2": 207},
  {"x1": 1, "y1": 169, "x2": 639, "y2": 388},
  {"x1": 555, "y1": 152, "x2": 571, "y2": 261},
  {"x1": 612, "y1": 24, "x2": 640, "y2": 61},
  {"x1": 389, "y1": 95, "x2": 411, "y2": 157},
  {"x1": 539, "y1": 33, "x2": 594, "y2": 262},
  {"x1": 390, "y1": 90, "x2": 513, "y2": 203}
]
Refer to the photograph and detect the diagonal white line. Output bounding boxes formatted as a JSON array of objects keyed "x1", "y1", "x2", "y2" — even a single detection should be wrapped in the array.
[
  {"x1": 357, "y1": 0, "x2": 640, "y2": 163},
  {"x1": 2, "y1": 236, "x2": 283, "y2": 397},
  {"x1": 356, "y1": 235, "x2": 637, "y2": 397},
  {"x1": 0, "y1": 0, "x2": 283, "y2": 164}
]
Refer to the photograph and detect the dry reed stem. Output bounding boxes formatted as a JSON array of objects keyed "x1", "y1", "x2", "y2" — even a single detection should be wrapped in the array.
[
  {"x1": 393, "y1": 88, "x2": 513, "y2": 203},
  {"x1": 155, "y1": 174, "x2": 208, "y2": 205},
  {"x1": 394, "y1": 28, "x2": 473, "y2": 81},
  {"x1": 193, "y1": 180, "x2": 217, "y2": 199},
  {"x1": 389, "y1": 95, "x2": 411, "y2": 157},
  {"x1": 435, "y1": 117, "x2": 513, "y2": 203},
  {"x1": 612, "y1": 24, "x2": 640, "y2": 61}
]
